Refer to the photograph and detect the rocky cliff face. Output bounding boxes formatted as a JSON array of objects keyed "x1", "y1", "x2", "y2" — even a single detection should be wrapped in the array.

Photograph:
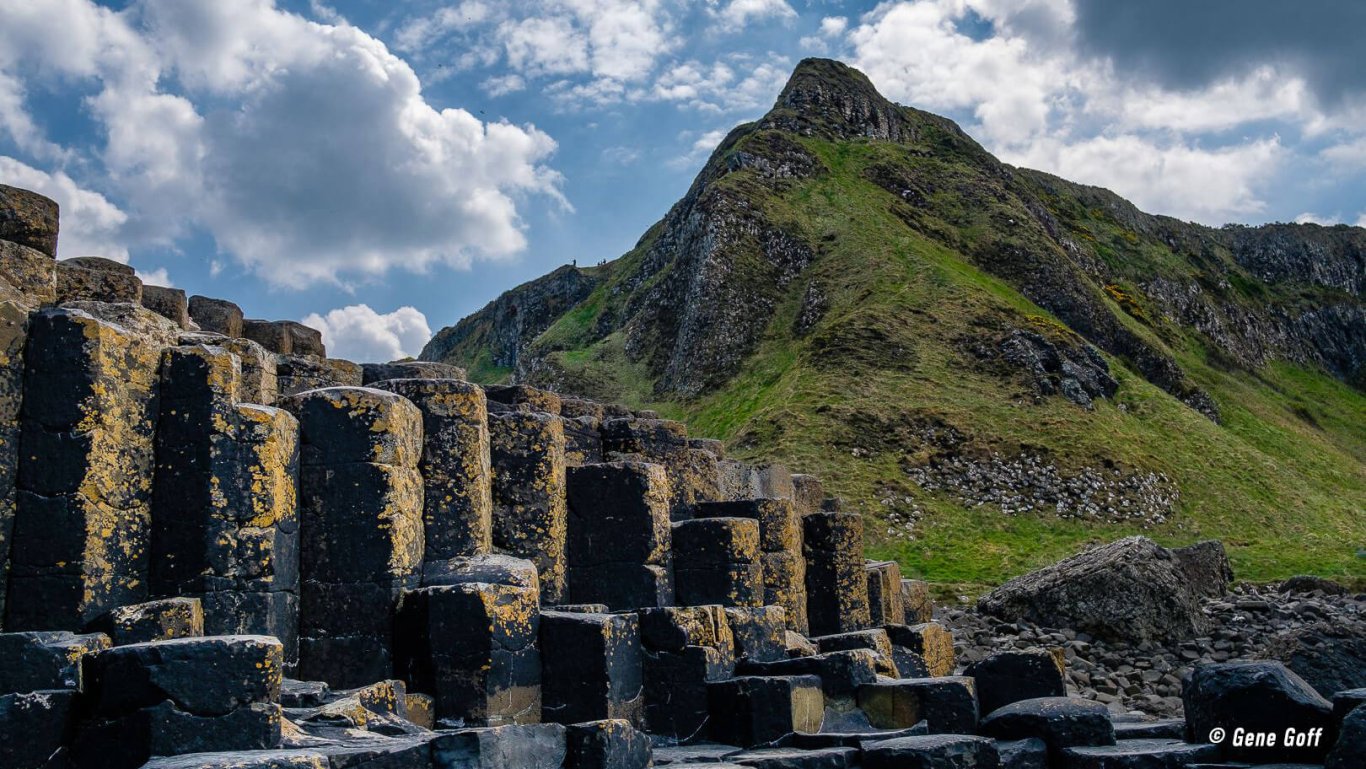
[
  {"x1": 426, "y1": 59, "x2": 1363, "y2": 408},
  {"x1": 422, "y1": 60, "x2": 1364, "y2": 584}
]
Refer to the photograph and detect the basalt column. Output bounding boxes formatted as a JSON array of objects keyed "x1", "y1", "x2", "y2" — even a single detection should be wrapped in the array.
[
  {"x1": 0, "y1": 299, "x2": 27, "y2": 630},
  {"x1": 489, "y1": 410, "x2": 568, "y2": 604},
  {"x1": 6, "y1": 308, "x2": 161, "y2": 630},
  {"x1": 150, "y1": 345, "x2": 301, "y2": 660},
  {"x1": 694, "y1": 499, "x2": 807, "y2": 634},
  {"x1": 565, "y1": 462, "x2": 673, "y2": 609},
  {"x1": 282, "y1": 387, "x2": 424, "y2": 687},
  {"x1": 803, "y1": 511, "x2": 871, "y2": 636},
  {"x1": 373, "y1": 379, "x2": 492, "y2": 564}
]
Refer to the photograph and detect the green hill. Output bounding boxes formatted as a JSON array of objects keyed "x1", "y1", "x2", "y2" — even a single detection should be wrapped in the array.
[{"x1": 423, "y1": 59, "x2": 1366, "y2": 592}]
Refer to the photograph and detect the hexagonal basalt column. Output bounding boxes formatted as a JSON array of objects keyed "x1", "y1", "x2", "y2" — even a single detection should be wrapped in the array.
[{"x1": 281, "y1": 386, "x2": 424, "y2": 688}]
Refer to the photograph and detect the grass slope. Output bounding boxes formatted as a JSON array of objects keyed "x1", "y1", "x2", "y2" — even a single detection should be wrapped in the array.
[{"x1": 464, "y1": 130, "x2": 1366, "y2": 593}]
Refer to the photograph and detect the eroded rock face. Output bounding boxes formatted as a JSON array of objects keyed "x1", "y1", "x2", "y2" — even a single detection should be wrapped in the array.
[
  {"x1": 0, "y1": 184, "x2": 59, "y2": 257},
  {"x1": 977, "y1": 537, "x2": 1229, "y2": 643}
]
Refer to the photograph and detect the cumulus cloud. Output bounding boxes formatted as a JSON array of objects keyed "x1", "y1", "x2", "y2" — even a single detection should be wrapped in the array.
[
  {"x1": 847, "y1": 0, "x2": 1330, "y2": 223},
  {"x1": 711, "y1": 0, "x2": 798, "y2": 28},
  {"x1": 136, "y1": 267, "x2": 173, "y2": 287},
  {"x1": 1005, "y1": 136, "x2": 1284, "y2": 223},
  {"x1": 1069, "y1": 0, "x2": 1366, "y2": 108},
  {"x1": 302, "y1": 304, "x2": 433, "y2": 362},
  {"x1": 0, "y1": 0, "x2": 564, "y2": 288}
]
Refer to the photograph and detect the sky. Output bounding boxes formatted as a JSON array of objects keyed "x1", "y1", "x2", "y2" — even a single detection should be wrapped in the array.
[{"x1": 1, "y1": 0, "x2": 1364, "y2": 362}]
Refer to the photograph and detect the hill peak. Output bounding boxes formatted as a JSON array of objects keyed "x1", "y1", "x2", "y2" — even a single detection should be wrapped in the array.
[{"x1": 762, "y1": 58, "x2": 913, "y2": 142}]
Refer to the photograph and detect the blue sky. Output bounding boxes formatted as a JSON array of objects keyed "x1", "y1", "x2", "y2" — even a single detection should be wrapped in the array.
[{"x1": 1, "y1": 0, "x2": 1363, "y2": 361}]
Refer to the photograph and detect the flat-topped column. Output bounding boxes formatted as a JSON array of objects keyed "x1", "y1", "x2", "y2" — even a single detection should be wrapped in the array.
[
  {"x1": 374, "y1": 379, "x2": 493, "y2": 562},
  {"x1": 282, "y1": 386, "x2": 424, "y2": 687},
  {"x1": 489, "y1": 410, "x2": 568, "y2": 604},
  {"x1": 565, "y1": 462, "x2": 673, "y2": 609},
  {"x1": 803, "y1": 511, "x2": 870, "y2": 636},
  {"x1": 151, "y1": 345, "x2": 301, "y2": 660},
  {"x1": 6, "y1": 309, "x2": 161, "y2": 629}
]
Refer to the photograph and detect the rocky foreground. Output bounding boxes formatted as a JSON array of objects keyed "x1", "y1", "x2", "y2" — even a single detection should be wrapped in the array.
[{"x1": 1, "y1": 184, "x2": 1363, "y2": 768}]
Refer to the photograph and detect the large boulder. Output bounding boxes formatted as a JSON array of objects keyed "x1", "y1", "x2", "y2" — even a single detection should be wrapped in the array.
[
  {"x1": 1181, "y1": 661, "x2": 1333, "y2": 763},
  {"x1": 978, "y1": 697, "x2": 1114, "y2": 764},
  {"x1": 977, "y1": 537, "x2": 1228, "y2": 643},
  {"x1": 1258, "y1": 621, "x2": 1366, "y2": 698}
]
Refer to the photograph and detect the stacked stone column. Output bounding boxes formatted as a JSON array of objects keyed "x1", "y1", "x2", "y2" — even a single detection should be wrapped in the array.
[
  {"x1": 395, "y1": 557, "x2": 542, "y2": 726},
  {"x1": 5, "y1": 309, "x2": 161, "y2": 630},
  {"x1": 672, "y1": 517, "x2": 763, "y2": 608},
  {"x1": 601, "y1": 417, "x2": 720, "y2": 519},
  {"x1": 150, "y1": 345, "x2": 301, "y2": 660},
  {"x1": 282, "y1": 387, "x2": 424, "y2": 687},
  {"x1": 489, "y1": 410, "x2": 568, "y2": 604},
  {"x1": 565, "y1": 462, "x2": 673, "y2": 609},
  {"x1": 694, "y1": 499, "x2": 808, "y2": 633},
  {"x1": 803, "y1": 511, "x2": 871, "y2": 636},
  {"x1": 373, "y1": 379, "x2": 493, "y2": 564}
]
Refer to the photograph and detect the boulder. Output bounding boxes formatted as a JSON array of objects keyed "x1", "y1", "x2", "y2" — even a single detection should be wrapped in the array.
[
  {"x1": 188, "y1": 296, "x2": 245, "y2": 338},
  {"x1": 977, "y1": 537, "x2": 1219, "y2": 643},
  {"x1": 1181, "y1": 661, "x2": 1333, "y2": 763},
  {"x1": 1327, "y1": 703, "x2": 1366, "y2": 769},
  {"x1": 0, "y1": 184, "x2": 59, "y2": 256},
  {"x1": 1259, "y1": 622, "x2": 1366, "y2": 697},
  {"x1": 1279, "y1": 575, "x2": 1347, "y2": 595},
  {"x1": 978, "y1": 697, "x2": 1115, "y2": 763}
]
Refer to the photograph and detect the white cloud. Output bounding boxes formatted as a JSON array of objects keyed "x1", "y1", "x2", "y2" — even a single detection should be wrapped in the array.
[
  {"x1": 0, "y1": 156, "x2": 130, "y2": 261},
  {"x1": 1006, "y1": 135, "x2": 1283, "y2": 223},
  {"x1": 820, "y1": 17, "x2": 848, "y2": 37},
  {"x1": 136, "y1": 267, "x2": 173, "y2": 287},
  {"x1": 302, "y1": 304, "x2": 432, "y2": 362},
  {"x1": 1355, "y1": 213, "x2": 1366, "y2": 228},
  {"x1": 0, "y1": 0, "x2": 565, "y2": 288},
  {"x1": 669, "y1": 128, "x2": 729, "y2": 169},
  {"x1": 847, "y1": 0, "x2": 1335, "y2": 224},
  {"x1": 712, "y1": 0, "x2": 798, "y2": 28}
]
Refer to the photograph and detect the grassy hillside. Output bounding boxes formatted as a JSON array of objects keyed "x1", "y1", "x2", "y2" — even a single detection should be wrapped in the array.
[{"x1": 432, "y1": 66, "x2": 1366, "y2": 592}]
